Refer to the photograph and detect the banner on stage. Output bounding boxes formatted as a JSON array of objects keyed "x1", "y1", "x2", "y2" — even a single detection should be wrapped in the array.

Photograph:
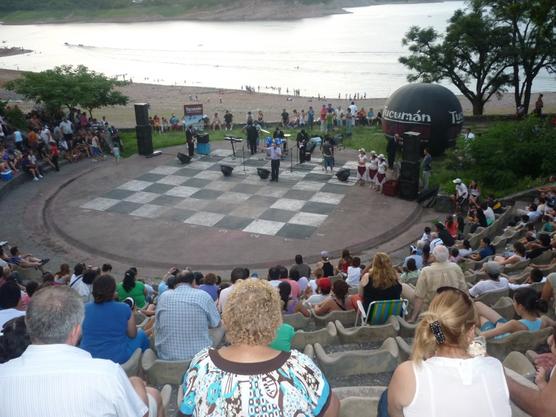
[{"x1": 183, "y1": 104, "x2": 204, "y2": 130}]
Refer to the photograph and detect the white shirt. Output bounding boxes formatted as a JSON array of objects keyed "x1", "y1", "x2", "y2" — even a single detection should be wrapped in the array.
[
  {"x1": 0, "y1": 344, "x2": 147, "y2": 417},
  {"x1": 217, "y1": 284, "x2": 234, "y2": 312},
  {"x1": 456, "y1": 183, "x2": 468, "y2": 198},
  {"x1": 305, "y1": 294, "x2": 328, "y2": 306},
  {"x1": 368, "y1": 157, "x2": 378, "y2": 170},
  {"x1": 378, "y1": 160, "x2": 387, "y2": 174},
  {"x1": 59, "y1": 120, "x2": 73, "y2": 134},
  {"x1": 404, "y1": 356, "x2": 510, "y2": 417},
  {"x1": 69, "y1": 274, "x2": 90, "y2": 301},
  {"x1": 346, "y1": 266, "x2": 361, "y2": 287},
  {"x1": 469, "y1": 277, "x2": 509, "y2": 298},
  {"x1": 0, "y1": 308, "x2": 25, "y2": 333},
  {"x1": 483, "y1": 207, "x2": 495, "y2": 224},
  {"x1": 429, "y1": 237, "x2": 444, "y2": 251},
  {"x1": 509, "y1": 277, "x2": 546, "y2": 290}
]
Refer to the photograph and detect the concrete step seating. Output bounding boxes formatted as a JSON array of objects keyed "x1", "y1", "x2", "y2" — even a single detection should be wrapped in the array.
[
  {"x1": 308, "y1": 337, "x2": 400, "y2": 378},
  {"x1": 502, "y1": 351, "x2": 536, "y2": 381},
  {"x1": 335, "y1": 317, "x2": 399, "y2": 344},
  {"x1": 475, "y1": 288, "x2": 510, "y2": 306},
  {"x1": 312, "y1": 309, "x2": 357, "y2": 329},
  {"x1": 121, "y1": 348, "x2": 142, "y2": 377},
  {"x1": 487, "y1": 327, "x2": 552, "y2": 361},
  {"x1": 282, "y1": 312, "x2": 312, "y2": 330},
  {"x1": 491, "y1": 296, "x2": 516, "y2": 320},
  {"x1": 291, "y1": 322, "x2": 338, "y2": 351},
  {"x1": 141, "y1": 348, "x2": 190, "y2": 385},
  {"x1": 333, "y1": 386, "x2": 386, "y2": 417}
]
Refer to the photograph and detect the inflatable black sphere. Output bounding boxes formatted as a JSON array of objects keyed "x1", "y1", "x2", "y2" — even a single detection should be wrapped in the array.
[{"x1": 381, "y1": 83, "x2": 463, "y2": 156}]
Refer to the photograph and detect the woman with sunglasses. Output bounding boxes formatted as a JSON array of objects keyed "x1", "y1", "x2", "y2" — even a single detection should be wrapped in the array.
[
  {"x1": 477, "y1": 287, "x2": 555, "y2": 339},
  {"x1": 387, "y1": 288, "x2": 511, "y2": 417}
]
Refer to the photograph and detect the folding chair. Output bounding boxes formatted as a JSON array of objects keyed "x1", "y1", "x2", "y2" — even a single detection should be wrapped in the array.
[{"x1": 355, "y1": 299, "x2": 408, "y2": 327}]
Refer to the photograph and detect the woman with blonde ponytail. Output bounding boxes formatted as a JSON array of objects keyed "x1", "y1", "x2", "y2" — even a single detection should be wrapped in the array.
[{"x1": 386, "y1": 288, "x2": 511, "y2": 417}]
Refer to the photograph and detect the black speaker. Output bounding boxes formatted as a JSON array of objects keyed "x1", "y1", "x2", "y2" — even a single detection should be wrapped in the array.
[
  {"x1": 197, "y1": 133, "x2": 209, "y2": 144},
  {"x1": 402, "y1": 131, "x2": 422, "y2": 162},
  {"x1": 400, "y1": 161, "x2": 420, "y2": 181},
  {"x1": 257, "y1": 168, "x2": 270, "y2": 179},
  {"x1": 136, "y1": 125, "x2": 153, "y2": 156},
  {"x1": 177, "y1": 152, "x2": 191, "y2": 164},
  {"x1": 336, "y1": 168, "x2": 350, "y2": 182},
  {"x1": 220, "y1": 164, "x2": 234, "y2": 177},
  {"x1": 399, "y1": 179, "x2": 419, "y2": 200},
  {"x1": 134, "y1": 103, "x2": 149, "y2": 126},
  {"x1": 417, "y1": 186, "x2": 439, "y2": 203}
]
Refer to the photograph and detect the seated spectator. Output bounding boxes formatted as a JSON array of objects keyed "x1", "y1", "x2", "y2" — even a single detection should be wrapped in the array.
[
  {"x1": 0, "y1": 281, "x2": 25, "y2": 329},
  {"x1": 526, "y1": 233, "x2": 552, "y2": 259},
  {"x1": 407, "y1": 245, "x2": 468, "y2": 322},
  {"x1": 155, "y1": 271, "x2": 222, "y2": 361},
  {"x1": 477, "y1": 287, "x2": 555, "y2": 339},
  {"x1": 314, "y1": 280, "x2": 354, "y2": 315},
  {"x1": 359, "y1": 252, "x2": 402, "y2": 314},
  {"x1": 510, "y1": 268, "x2": 545, "y2": 290},
  {"x1": 304, "y1": 277, "x2": 331, "y2": 306},
  {"x1": 0, "y1": 286, "x2": 164, "y2": 417},
  {"x1": 69, "y1": 263, "x2": 91, "y2": 302},
  {"x1": 0, "y1": 316, "x2": 30, "y2": 363},
  {"x1": 116, "y1": 268, "x2": 147, "y2": 309},
  {"x1": 54, "y1": 263, "x2": 71, "y2": 284},
  {"x1": 177, "y1": 279, "x2": 339, "y2": 417},
  {"x1": 469, "y1": 262, "x2": 509, "y2": 298},
  {"x1": 25, "y1": 281, "x2": 39, "y2": 297},
  {"x1": 541, "y1": 272, "x2": 556, "y2": 315},
  {"x1": 469, "y1": 237, "x2": 495, "y2": 261},
  {"x1": 468, "y1": 179, "x2": 481, "y2": 208},
  {"x1": 399, "y1": 258, "x2": 420, "y2": 286},
  {"x1": 541, "y1": 215, "x2": 554, "y2": 233},
  {"x1": 337, "y1": 249, "x2": 351, "y2": 274},
  {"x1": 419, "y1": 226, "x2": 432, "y2": 245},
  {"x1": 198, "y1": 272, "x2": 219, "y2": 301},
  {"x1": 80, "y1": 274, "x2": 149, "y2": 364},
  {"x1": 435, "y1": 222, "x2": 455, "y2": 247},
  {"x1": 346, "y1": 256, "x2": 361, "y2": 287},
  {"x1": 445, "y1": 215, "x2": 458, "y2": 239},
  {"x1": 279, "y1": 281, "x2": 310, "y2": 316},
  {"x1": 6, "y1": 246, "x2": 48, "y2": 270},
  {"x1": 449, "y1": 247, "x2": 462, "y2": 263},
  {"x1": 387, "y1": 288, "x2": 511, "y2": 417},
  {"x1": 403, "y1": 243, "x2": 424, "y2": 270},
  {"x1": 218, "y1": 267, "x2": 249, "y2": 312},
  {"x1": 493, "y1": 241, "x2": 527, "y2": 266},
  {"x1": 320, "y1": 251, "x2": 335, "y2": 277},
  {"x1": 458, "y1": 239, "x2": 473, "y2": 258},
  {"x1": 269, "y1": 322, "x2": 295, "y2": 352},
  {"x1": 290, "y1": 254, "x2": 311, "y2": 280}
]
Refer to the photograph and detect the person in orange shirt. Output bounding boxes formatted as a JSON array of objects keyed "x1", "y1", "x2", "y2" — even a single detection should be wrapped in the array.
[{"x1": 27, "y1": 129, "x2": 39, "y2": 152}]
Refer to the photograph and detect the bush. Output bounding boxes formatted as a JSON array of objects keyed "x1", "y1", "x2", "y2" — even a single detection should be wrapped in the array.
[{"x1": 469, "y1": 117, "x2": 556, "y2": 191}]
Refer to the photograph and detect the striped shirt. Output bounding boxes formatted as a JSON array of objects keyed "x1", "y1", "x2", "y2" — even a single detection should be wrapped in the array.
[{"x1": 155, "y1": 284, "x2": 221, "y2": 361}]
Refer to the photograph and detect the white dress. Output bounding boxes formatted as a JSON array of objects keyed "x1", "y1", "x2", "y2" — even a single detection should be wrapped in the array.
[{"x1": 404, "y1": 356, "x2": 511, "y2": 417}]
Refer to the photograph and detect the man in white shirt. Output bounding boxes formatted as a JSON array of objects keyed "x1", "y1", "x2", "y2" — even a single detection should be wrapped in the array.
[
  {"x1": 482, "y1": 202, "x2": 496, "y2": 225},
  {"x1": 452, "y1": 178, "x2": 468, "y2": 209},
  {"x1": 217, "y1": 267, "x2": 249, "y2": 313},
  {"x1": 0, "y1": 285, "x2": 164, "y2": 417},
  {"x1": 0, "y1": 281, "x2": 25, "y2": 331},
  {"x1": 68, "y1": 263, "x2": 90, "y2": 301},
  {"x1": 268, "y1": 142, "x2": 282, "y2": 182},
  {"x1": 469, "y1": 262, "x2": 509, "y2": 298}
]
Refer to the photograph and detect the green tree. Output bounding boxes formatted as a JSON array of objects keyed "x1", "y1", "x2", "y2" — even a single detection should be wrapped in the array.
[
  {"x1": 472, "y1": 0, "x2": 556, "y2": 114},
  {"x1": 399, "y1": 8, "x2": 512, "y2": 115},
  {"x1": 6, "y1": 65, "x2": 128, "y2": 117}
]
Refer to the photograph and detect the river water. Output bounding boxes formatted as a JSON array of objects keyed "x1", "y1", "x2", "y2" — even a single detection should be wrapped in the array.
[{"x1": 0, "y1": 1, "x2": 553, "y2": 97}]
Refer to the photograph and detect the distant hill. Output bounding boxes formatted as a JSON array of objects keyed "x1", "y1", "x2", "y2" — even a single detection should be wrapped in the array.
[{"x1": 0, "y1": 0, "x2": 461, "y2": 24}]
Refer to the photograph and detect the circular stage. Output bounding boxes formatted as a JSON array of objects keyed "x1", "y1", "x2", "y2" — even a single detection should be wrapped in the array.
[{"x1": 44, "y1": 143, "x2": 419, "y2": 270}]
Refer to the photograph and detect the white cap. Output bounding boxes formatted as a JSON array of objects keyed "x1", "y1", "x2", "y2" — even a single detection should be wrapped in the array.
[{"x1": 453, "y1": 178, "x2": 462, "y2": 184}]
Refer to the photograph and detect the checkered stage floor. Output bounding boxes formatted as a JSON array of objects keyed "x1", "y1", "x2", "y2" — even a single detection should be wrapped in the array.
[{"x1": 81, "y1": 149, "x2": 359, "y2": 240}]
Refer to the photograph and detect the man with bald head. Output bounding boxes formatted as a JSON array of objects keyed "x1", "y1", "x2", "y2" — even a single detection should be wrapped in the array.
[{"x1": 0, "y1": 285, "x2": 163, "y2": 417}]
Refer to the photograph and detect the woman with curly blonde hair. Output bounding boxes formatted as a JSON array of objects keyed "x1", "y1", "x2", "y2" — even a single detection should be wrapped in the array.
[
  {"x1": 358, "y1": 252, "x2": 402, "y2": 314},
  {"x1": 178, "y1": 279, "x2": 339, "y2": 417},
  {"x1": 386, "y1": 288, "x2": 511, "y2": 417}
]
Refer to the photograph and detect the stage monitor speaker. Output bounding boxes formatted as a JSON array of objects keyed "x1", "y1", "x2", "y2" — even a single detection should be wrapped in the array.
[
  {"x1": 177, "y1": 152, "x2": 191, "y2": 164},
  {"x1": 399, "y1": 178, "x2": 419, "y2": 201},
  {"x1": 402, "y1": 131, "x2": 422, "y2": 162},
  {"x1": 136, "y1": 125, "x2": 153, "y2": 156},
  {"x1": 134, "y1": 103, "x2": 150, "y2": 126},
  {"x1": 257, "y1": 168, "x2": 270, "y2": 180},
  {"x1": 220, "y1": 164, "x2": 234, "y2": 177},
  {"x1": 417, "y1": 186, "x2": 439, "y2": 203},
  {"x1": 400, "y1": 160, "x2": 420, "y2": 181},
  {"x1": 197, "y1": 133, "x2": 209, "y2": 144},
  {"x1": 336, "y1": 168, "x2": 350, "y2": 182}
]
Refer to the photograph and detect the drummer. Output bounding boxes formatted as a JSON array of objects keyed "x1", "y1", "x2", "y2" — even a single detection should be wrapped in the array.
[{"x1": 273, "y1": 126, "x2": 288, "y2": 155}]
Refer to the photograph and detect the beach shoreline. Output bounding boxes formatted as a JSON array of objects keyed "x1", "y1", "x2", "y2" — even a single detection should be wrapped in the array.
[
  {"x1": 0, "y1": 67, "x2": 553, "y2": 128},
  {"x1": 0, "y1": 0, "x2": 461, "y2": 25}
]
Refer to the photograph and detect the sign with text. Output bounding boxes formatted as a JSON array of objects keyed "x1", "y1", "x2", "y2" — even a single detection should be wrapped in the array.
[{"x1": 183, "y1": 104, "x2": 204, "y2": 129}]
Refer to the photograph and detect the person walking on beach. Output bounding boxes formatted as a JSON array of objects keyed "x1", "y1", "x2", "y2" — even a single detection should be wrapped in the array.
[
  {"x1": 268, "y1": 142, "x2": 282, "y2": 182},
  {"x1": 422, "y1": 148, "x2": 432, "y2": 191},
  {"x1": 535, "y1": 94, "x2": 544, "y2": 117}
]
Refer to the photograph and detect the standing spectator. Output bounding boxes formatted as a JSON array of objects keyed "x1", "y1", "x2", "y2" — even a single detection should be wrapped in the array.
[
  {"x1": 534, "y1": 94, "x2": 544, "y2": 116},
  {"x1": 0, "y1": 286, "x2": 164, "y2": 417},
  {"x1": 307, "y1": 106, "x2": 315, "y2": 130},
  {"x1": 223, "y1": 110, "x2": 233, "y2": 131},
  {"x1": 48, "y1": 140, "x2": 60, "y2": 172},
  {"x1": 319, "y1": 104, "x2": 327, "y2": 132},
  {"x1": 155, "y1": 271, "x2": 222, "y2": 361},
  {"x1": 322, "y1": 137, "x2": 334, "y2": 173},
  {"x1": 281, "y1": 108, "x2": 290, "y2": 128},
  {"x1": 452, "y1": 178, "x2": 469, "y2": 211},
  {"x1": 421, "y1": 148, "x2": 432, "y2": 191}
]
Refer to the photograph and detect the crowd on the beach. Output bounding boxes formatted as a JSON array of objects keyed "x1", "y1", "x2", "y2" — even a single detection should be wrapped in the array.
[
  {"x1": 0, "y1": 105, "x2": 122, "y2": 182},
  {"x1": 3, "y1": 177, "x2": 556, "y2": 416}
]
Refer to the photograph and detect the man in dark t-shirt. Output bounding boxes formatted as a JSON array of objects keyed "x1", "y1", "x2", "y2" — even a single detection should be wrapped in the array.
[
  {"x1": 281, "y1": 109, "x2": 289, "y2": 128},
  {"x1": 223, "y1": 111, "x2": 233, "y2": 130},
  {"x1": 244, "y1": 121, "x2": 258, "y2": 155}
]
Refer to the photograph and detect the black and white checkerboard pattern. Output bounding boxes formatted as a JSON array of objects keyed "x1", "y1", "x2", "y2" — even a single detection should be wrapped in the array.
[{"x1": 80, "y1": 149, "x2": 358, "y2": 239}]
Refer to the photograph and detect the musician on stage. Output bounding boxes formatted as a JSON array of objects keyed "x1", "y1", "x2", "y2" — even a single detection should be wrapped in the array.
[
  {"x1": 268, "y1": 142, "x2": 282, "y2": 182},
  {"x1": 185, "y1": 125, "x2": 196, "y2": 157},
  {"x1": 273, "y1": 126, "x2": 287, "y2": 154},
  {"x1": 244, "y1": 120, "x2": 259, "y2": 155},
  {"x1": 296, "y1": 129, "x2": 309, "y2": 163}
]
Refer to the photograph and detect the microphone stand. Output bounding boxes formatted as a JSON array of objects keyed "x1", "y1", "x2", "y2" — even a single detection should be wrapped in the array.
[{"x1": 241, "y1": 145, "x2": 247, "y2": 176}]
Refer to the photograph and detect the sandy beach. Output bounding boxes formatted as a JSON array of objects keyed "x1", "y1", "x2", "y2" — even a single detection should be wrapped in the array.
[{"x1": 0, "y1": 68, "x2": 553, "y2": 128}]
